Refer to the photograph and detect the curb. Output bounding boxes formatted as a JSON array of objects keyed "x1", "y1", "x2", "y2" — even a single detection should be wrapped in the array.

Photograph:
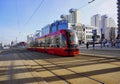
[
  {"x1": 80, "y1": 48, "x2": 120, "y2": 51},
  {"x1": 79, "y1": 53, "x2": 120, "y2": 60}
]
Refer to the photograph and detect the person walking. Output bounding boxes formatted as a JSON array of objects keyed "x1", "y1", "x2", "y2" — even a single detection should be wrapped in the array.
[{"x1": 86, "y1": 41, "x2": 89, "y2": 49}]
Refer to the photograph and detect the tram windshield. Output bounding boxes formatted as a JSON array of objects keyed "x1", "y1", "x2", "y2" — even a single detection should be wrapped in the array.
[{"x1": 66, "y1": 29, "x2": 79, "y2": 48}]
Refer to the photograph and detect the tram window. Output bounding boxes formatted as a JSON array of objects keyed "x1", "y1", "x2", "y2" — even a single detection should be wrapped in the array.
[
  {"x1": 41, "y1": 42, "x2": 45, "y2": 47},
  {"x1": 66, "y1": 30, "x2": 79, "y2": 48},
  {"x1": 48, "y1": 38, "x2": 51, "y2": 47},
  {"x1": 49, "y1": 35, "x2": 60, "y2": 48},
  {"x1": 38, "y1": 40, "x2": 41, "y2": 47},
  {"x1": 40, "y1": 38, "x2": 45, "y2": 47},
  {"x1": 39, "y1": 41, "x2": 42, "y2": 47},
  {"x1": 50, "y1": 36, "x2": 55, "y2": 47},
  {"x1": 53, "y1": 36, "x2": 57, "y2": 47},
  {"x1": 69, "y1": 32, "x2": 75, "y2": 44},
  {"x1": 38, "y1": 39, "x2": 44, "y2": 47},
  {"x1": 46, "y1": 37, "x2": 51, "y2": 47},
  {"x1": 34, "y1": 41, "x2": 38, "y2": 47},
  {"x1": 55, "y1": 36, "x2": 60, "y2": 47},
  {"x1": 61, "y1": 34, "x2": 66, "y2": 47}
]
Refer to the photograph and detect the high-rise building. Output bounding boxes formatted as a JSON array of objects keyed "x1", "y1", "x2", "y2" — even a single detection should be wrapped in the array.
[
  {"x1": 101, "y1": 15, "x2": 109, "y2": 35},
  {"x1": 61, "y1": 8, "x2": 80, "y2": 24},
  {"x1": 101, "y1": 15, "x2": 116, "y2": 40},
  {"x1": 117, "y1": 0, "x2": 120, "y2": 38},
  {"x1": 91, "y1": 14, "x2": 101, "y2": 35},
  {"x1": 91, "y1": 14, "x2": 101, "y2": 28},
  {"x1": 91, "y1": 14, "x2": 116, "y2": 40}
]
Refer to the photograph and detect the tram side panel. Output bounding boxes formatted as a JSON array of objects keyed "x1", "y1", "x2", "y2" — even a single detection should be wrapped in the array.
[{"x1": 27, "y1": 29, "x2": 80, "y2": 56}]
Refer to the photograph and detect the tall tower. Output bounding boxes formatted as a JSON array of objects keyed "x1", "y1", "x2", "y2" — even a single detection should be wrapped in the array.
[
  {"x1": 62, "y1": 8, "x2": 80, "y2": 24},
  {"x1": 101, "y1": 15, "x2": 109, "y2": 34},
  {"x1": 91, "y1": 14, "x2": 101, "y2": 35},
  {"x1": 91, "y1": 14, "x2": 101, "y2": 28},
  {"x1": 117, "y1": 0, "x2": 120, "y2": 39},
  {"x1": 91, "y1": 14, "x2": 116, "y2": 40}
]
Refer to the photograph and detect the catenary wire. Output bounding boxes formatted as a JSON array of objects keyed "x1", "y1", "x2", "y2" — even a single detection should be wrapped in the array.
[{"x1": 24, "y1": 0, "x2": 45, "y2": 25}]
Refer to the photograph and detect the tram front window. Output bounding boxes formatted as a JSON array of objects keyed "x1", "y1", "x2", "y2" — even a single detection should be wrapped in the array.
[{"x1": 66, "y1": 30, "x2": 79, "y2": 48}]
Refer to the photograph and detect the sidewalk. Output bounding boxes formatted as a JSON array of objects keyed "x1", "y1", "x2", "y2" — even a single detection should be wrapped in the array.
[
  {"x1": 79, "y1": 44, "x2": 120, "y2": 59},
  {"x1": 80, "y1": 44, "x2": 120, "y2": 50}
]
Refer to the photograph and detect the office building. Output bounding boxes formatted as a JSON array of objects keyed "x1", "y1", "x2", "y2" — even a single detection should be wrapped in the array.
[
  {"x1": 61, "y1": 8, "x2": 80, "y2": 24},
  {"x1": 91, "y1": 14, "x2": 116, "y2": 40}
]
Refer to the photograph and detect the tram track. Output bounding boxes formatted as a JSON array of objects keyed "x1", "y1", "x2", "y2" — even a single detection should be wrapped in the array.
[
  {"x1": 76, "y1": 54, "x2": 120, "y2": 67},
  {"x1": 1, "y1": 49, "x2": 120, "y2": 84},
  {"x1": 33, "y1": 51, "x2": 120, "y2": 69},
  {"x1": 19, "y1": 52, "x2": 71, "y2": 84},
  {"x1": 21, "y1": 51, "x2": 106, "y2": 84}
]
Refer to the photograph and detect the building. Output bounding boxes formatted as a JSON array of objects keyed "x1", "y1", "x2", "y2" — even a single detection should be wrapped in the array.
[
  {"x1": 83, "y1": 26, "x2": 99, "y2": 43},
  {"x1": 117, "y1": 0, "x2": 120, "y2": 39},
  {"x1": 91, "y1": 14, "x2": 101, "y2": 28},
  {"x1": 91, "y1": 14, "x2": 116, "y2": 40},
  {"x1": 84, "y1": 26, "x2": 93, "y2": 43},
  {"x1": 61, "y1": 8, "x2": 80, "y2": 24},
  {"x1": 91, "y1": 14, "x2": 101, "y2": 35},
  {"x1": 101, "y1": 15, "x2": 116, "y2": 40}
]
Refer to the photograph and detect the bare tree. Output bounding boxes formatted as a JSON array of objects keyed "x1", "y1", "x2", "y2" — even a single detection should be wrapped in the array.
[{"x1": 109, "y1": 27, "x2": 115, "y2": 46}]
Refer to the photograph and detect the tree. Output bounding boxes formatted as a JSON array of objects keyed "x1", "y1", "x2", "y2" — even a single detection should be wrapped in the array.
[{"x1": 109, "y1": 27, "x2": 115, "y2": 46}]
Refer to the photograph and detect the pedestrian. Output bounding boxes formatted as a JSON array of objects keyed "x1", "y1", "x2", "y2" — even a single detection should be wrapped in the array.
[
  {"x1": 86, "y1": 41, "x2": 89, "y2": 49},
  {"x1": 106, "y1": 41, "x2": 110, "y2": 47}
]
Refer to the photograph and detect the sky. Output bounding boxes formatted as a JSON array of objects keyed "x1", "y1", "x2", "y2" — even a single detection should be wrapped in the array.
[{"x1": 0, "y1": 0, "x2": 117, "y2": 44}]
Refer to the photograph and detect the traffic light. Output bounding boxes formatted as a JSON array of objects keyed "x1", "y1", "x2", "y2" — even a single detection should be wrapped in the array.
[{"x1": 92, "y1": 29, "x2": 97, "y2": 41}]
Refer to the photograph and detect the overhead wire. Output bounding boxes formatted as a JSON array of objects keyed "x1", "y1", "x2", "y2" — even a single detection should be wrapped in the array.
[
  {"x1": 24, "y1": 0, "x2": 94, "y2": 25},
  {"x1": 24, "y1": 0, "x2": 94, "y2": 26},
  {"x1": 24, "y1": 0, "x2": 45, "y2": 25},
  {"x1": 77, "y1": 0, "x2": 95, "y2": 10}
]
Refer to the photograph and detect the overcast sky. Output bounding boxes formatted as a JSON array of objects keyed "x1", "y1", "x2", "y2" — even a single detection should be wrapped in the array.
[{"x1": 0, "y1": 0, "x2": 117, "y2": 44}]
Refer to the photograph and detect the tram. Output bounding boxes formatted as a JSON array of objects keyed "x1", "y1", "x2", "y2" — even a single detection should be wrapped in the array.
[{"x1": 27, "y1": 29, "x2": 80, "y2": 56}]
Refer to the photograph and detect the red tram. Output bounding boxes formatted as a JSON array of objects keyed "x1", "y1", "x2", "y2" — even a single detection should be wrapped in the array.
[{"x1": 27, "y1": 29, "x2": 80, "y2": 56}]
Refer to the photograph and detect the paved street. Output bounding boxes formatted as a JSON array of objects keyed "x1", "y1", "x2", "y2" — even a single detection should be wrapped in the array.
[{"x1": 0, "y1": 48, "x2": 120, "y2": 84}]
